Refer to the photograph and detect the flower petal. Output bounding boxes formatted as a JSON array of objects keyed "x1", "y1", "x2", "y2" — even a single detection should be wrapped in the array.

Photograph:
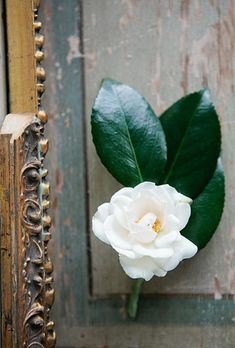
[
  {"x1": 111, "y1": 187, "x2": 133, "y2": 201},
  {"x1": 176, "y1": 192, "x2": 192, "y2": 204},
  {"x1": 127, "y1": 193, "x2": 162, "y2": 223},
  {"x1": 92, "y1": 203, "x2": 110, "y2": 244},
  {"x1": 163, "y1": 236, "x2": 198, "y2": 271},
  {"x1": 161, "y1": 214, "x2": 180, "y2": 232},
  {"x1": 104, "y1": 215, "x2": 131, "y2": 250},
  {"x1": 133, "y1": 243, "x2": 173, "y2": 258},
  {"x1": 155, "y1": 230, "x2": 180, "y2": 247},
  {"x1": 110, "y1": 195, "x2": 131, "y2": 229},
  {"x1": 92, "y1": 182, "x2": 195, "y2": 281},
  {"x1": 113, "y1": 246, "x2": 137, "y2": 259},
  {"x1": 119, "y1": 255, "x2": 165, "y2": 281},
  {"x1": 133, "y1": 181, "x2": 156, "y2": 195},
  {"x1": 175, "y1": 202, "x2": 191, "y2": 230},
  {"x1": 129, "y1": 222, "x2": 157, "y2": 243},
  {"x1": 127, "y1": 194, "x2": 152, "y2": 221},
  {"x1": 162, "y1": 184, "x2": 192, "y2": 204}
]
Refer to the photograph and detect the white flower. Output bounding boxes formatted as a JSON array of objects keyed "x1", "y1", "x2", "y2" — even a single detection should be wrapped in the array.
[{"x1": 92, "y1": 182, "x2": 198, "y2": 281}]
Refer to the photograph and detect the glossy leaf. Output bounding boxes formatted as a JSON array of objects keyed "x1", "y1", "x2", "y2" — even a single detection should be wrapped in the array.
[
  {"x1": 181, "y1": 160, "x2": 225, "y2": 249},
  {"x1": 160, "y1": 89, "x2": 221, "y2": 198},
  {"x1": 91, "y1": 79, "x2": 167, "y2": 187}
]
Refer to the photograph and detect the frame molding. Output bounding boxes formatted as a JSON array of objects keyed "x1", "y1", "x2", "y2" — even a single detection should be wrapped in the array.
[{"x1": 0, "y1": 1, "x2": 55, "y2": 347}]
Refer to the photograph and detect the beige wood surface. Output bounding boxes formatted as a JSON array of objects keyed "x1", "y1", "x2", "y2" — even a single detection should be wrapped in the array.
[
  {"x1": 6, "y1": 0, "x2": 37, "y2": 113},
  {"x1": 0, "y1": 0, "x2": 6, "y2": 123},
  {"x1": 84, "y1": 0, "x2": 235, "y2": 296}
]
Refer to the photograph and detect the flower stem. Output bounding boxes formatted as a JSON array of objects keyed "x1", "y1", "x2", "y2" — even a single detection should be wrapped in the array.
[{"x1": 127, "y1": 278, "x2": 145, "y2": 319}]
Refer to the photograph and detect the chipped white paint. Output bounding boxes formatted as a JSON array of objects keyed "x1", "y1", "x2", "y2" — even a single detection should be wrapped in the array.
[
  {"x1": 66, "y1": 33, "x2": 97, "y2": 70},
  {"x1": 214, "y1": 275, "x2": 222, "y2": 300},
  {"x1": 0, "y1": 0, "x2": 6, "y2": 124},
  {"x1": 66, "y1": 35, "x2": 82, "y2": 64}
]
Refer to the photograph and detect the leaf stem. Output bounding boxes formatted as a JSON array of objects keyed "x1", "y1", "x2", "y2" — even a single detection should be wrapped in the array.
[{"x1": 127, "y1": 278, "x2": 145, "y2": 319}]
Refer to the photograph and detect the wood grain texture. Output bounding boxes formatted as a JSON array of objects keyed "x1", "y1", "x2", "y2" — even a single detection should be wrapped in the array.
[
  {"x1": 5, "y1": 0, "x2": 37, "y2": 113},
  {"x1": 83, "y1": 0, "x2": 235, "y2": 296},
  {"x1": 0, "y1": 0, "x2": 6, "y2": 123}
]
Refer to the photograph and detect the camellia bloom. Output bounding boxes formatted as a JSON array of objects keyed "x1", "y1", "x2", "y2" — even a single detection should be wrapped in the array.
[{"x1": 92, "y1": 182, "x2": 198, "y2": 281}]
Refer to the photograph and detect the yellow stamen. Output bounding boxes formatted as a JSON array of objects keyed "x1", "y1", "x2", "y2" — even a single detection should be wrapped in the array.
[{"x1": 152, "y1": 219, "x2": 161, "y2": 233}]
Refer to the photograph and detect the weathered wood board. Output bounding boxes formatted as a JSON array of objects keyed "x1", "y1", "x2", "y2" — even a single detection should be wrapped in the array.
[
  {"x1": 40, "y1": 0, "x2": 89, "y2": 326},
  {"x1": 40, "y1": 1, "x2": 235, "y2": 347},
  {"x1": 83, "y1": 0, "x2": 235, "y2": 296}
]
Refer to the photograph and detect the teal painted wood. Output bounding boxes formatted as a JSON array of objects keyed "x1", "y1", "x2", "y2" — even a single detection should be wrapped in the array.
[
  {"x1": 40, "y1": 1, "x2": 235, "y2": 347},
  {"x1": 40, "y1": 0, "x2": 89, "y2": 327},
  {"x1": 89, "y1": 297, "x2": 235, "y2": 326}
]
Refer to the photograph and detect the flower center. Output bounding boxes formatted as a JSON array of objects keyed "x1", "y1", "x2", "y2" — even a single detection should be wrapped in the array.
[
  {"x1": 152, "y1": 218, "x2": 161, "y2": 233},
  {"x1": 136, "y1": 212, "x2": 161, "y2": 233}
]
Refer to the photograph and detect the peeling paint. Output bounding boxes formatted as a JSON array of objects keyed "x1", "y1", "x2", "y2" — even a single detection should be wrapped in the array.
[
  {"x1": 228, "y1": 268, "x2": 235, "y2": 298},
  {"x1": 180, "y1": 0, "x2": 190, "y2": 94},
  {"x1": 67, "y1": 34, "x2": 97, "y2": 71},
  {"x1": 119, "y1": 0, "x2": 137, "y2": 30},
  {"x1": 64, "y1": 117, "x2": 70, "y2": 128},
  {"x1": 194, "y1": 0, "x2": 202, "y2": 18},
  {"x1": 63, "y1": 217, "x2": 72, "y2": 226},
  {"x1": 56, "y1": 169, "x2": 64, "y2": 193},
  {"x1": 213, "y1": 275, "x2": 222, "y2": 300},
  {"x1": 56, "y1": 67, "x2": 62, "y2": 81},
  {"x1": 85, "y1": 51, "x2": 97, "y2": 72},
  {"x1": 224, "y1": 249, "x2": 233, "y2": 264},
  {"x1": 190, "y1": 1, "x2": 235, "y2": 99},
  {"x1": 106, "y1": 47, "x2": 113, "y2": 55},
  {"x1": 67, "y1": 35, "x2": 82, "y2": 64},
  {"x1": 167, "y1": 0, "x2": 173, "y2": 17},
  {"x1": 151, "y1": 3, "x2": 166, "y2": 111}
]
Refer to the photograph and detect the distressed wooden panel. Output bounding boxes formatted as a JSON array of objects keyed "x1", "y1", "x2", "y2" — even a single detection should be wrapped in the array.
[
  {"x1": 40, "y1": 0, "x2": 89, "y2": 327},
  {"x1": 83, "y1": 0, "x2": 235, "y2": 296}
]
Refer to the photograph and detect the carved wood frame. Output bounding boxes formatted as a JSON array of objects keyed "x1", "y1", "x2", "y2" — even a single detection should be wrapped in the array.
[{"x1": 0, "y1": 1, "x2": 55, "y2": 347}]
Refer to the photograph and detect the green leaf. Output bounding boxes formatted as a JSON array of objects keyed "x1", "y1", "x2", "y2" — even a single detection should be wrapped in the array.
[
  {"x1": 160, "y1": 89, "x2": 221, "y2": 198},
  {"x1": 91, "y1": 79, "x2": 167, "y2": 187},
  {"x1": 181, "y1": 160, "x2": 225, "y2": 249}
]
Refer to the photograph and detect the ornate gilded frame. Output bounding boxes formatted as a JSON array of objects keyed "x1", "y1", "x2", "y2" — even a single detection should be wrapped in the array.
[{"x1": 0, "y1": 1, "x2": 55, "y2": 347}]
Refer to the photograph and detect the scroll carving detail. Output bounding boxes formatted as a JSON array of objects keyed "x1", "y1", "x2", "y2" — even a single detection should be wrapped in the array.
[{"x1": 21, "y1": 2, "x2": 56, "y2": 347}]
